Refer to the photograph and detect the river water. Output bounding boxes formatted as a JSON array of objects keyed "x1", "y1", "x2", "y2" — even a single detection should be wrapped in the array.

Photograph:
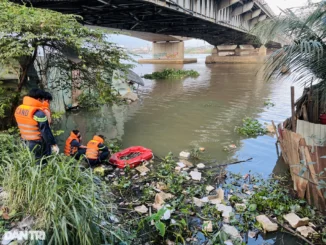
[
  {"x1": 57, "y1": 54, "x2": 303, "y2": 244},
  {"x1": 58, "y1": 54, "x2": 299, "y2": 177}
]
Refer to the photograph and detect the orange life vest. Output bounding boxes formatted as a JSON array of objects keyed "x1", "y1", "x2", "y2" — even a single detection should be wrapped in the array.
[
  {"x1": 86, "y1": 136, "x2": 104, "y2": 160},
  {"x1": 64, "y1": 132, "x2": 80, "y2": 156},
  {"x1": 42, "y1": 101, "x2": 52, "y2": 124},
  {"x1": 14, "y1": 96, "x2": 44, "y2": 141}
]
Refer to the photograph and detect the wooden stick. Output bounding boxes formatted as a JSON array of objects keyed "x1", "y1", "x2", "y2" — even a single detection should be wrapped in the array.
[
  {"x1": 204, "y1": 158, "x2": 253, "y2": 169},
  {"x1": 267, "y1": 216, "x2": 315, "y2": 245}
]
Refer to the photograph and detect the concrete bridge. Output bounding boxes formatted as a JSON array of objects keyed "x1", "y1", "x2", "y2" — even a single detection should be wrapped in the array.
[{"x1": 12, "y1": 0, "x2": 275, "y2": 63}]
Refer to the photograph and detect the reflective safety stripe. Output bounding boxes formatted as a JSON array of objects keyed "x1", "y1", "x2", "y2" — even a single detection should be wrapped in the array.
[
  {"x1": 21, "y1": 135, "x2": 41, "y2": 140},
  {"x1": 98, "y1": 146, "x2": 105, "y2": 150},
  {"x1": 20, "y1": 129, "x2": 40, "y2": 133},
  {"x1": 17, "y1": 123, "x2": 38, "y2": 129},
  {"x1": 33, "y1": 115, "x2": 48, "y2": 122}
]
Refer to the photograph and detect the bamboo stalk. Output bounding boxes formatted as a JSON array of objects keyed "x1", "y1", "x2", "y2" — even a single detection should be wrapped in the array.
[{"x1": 291, "y1": 86, "x2": 297, "y2": 132}]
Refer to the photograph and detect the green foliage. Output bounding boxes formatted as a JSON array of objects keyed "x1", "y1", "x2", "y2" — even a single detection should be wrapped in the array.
[
  {"x1": 108, "y1": 138, "x2": 123, "y2": 154},
  {"x1": 0, "y1": 0, "x2": 131, "y2": 122},
  {"x1": 235, "y1": 117, "x2": 267, "y2": 137},
  {"x1": 0, "y1": 134, "x2": 132, "y2": 245},
  {"x1": 77, "y1": 92, "x2": 105, "y2": 110},
  {"x1": 264, "y1": 99, "x2": 275, "y2": 107},
  {"x1": 251, "y1": 2, "x2": 326, "y2": 98},
  {"x1": 143, "y1": 68, "x2": 199, "y2": 80}
]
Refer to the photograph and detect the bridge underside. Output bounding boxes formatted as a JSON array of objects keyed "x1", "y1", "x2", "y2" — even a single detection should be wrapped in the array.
[{"x1": 16, "y1": 0, "x2": 258, "y2": 46}]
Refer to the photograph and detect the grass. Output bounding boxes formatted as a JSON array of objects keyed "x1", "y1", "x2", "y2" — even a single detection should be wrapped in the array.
[
  {"x1": 0, "y1": 134, "x2": 131, "y2": 245},
  {"x1": 143, "y1": 68, "x2": 199, "y2": 80}
]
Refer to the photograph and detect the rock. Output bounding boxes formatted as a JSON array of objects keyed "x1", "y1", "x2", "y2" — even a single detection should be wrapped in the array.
[
  {"x1": 189, "y1": 171, "x2": 202, "y2": 181},
  {"x1": 179, "y1": 151, "x2": 191, "y2": 159},
  {"x1": 242, "y1": 184, "x2": 249, "y2": 191},
  {"x1": 0, "y1": 191, "x2": 9, "y2": 200},
  {"x1": 202, "y1": 221, "x2": 213, "y2": 232},
  {"x1": 196, "y1": 163, "x2": 205, "y2": 169},
  {"x1": 161, "y1": 205, "x2": 172, "y2": 220},
  {"x1": 208, "y1": 195, "x2": 221, "y2": 205},
  {"x1": 296, "y1": 226, "x2": 317, "y2": 238},
  {"x1": 201, "y1": 197, "x2": 209, "y2": 203},
  {"x1": 175, "y1": 166, "x2": 181, "y2": 172},
  {"x1": 206, "y1": 185, "x2": 215, "y2": 193},
  {"x1": 248, "y1": 230, "x2": 258, "y2": 238},
  {"x1": 122, "y1": 91, "x2": 138, "y2": 101},
  {"x1": 177, "y1": 162, "x2": 186, "y2": 168},
  {"x1": 17, "y1": 216, "x2": 34, "y2": 229},
  {"x1": 216, "y1": 204, "x2": 233, "y2": 222},
  {"x1": 136, "y1": 165, "x2": 150, "y2": 174},
  {"x1": 156, "y1": 182, "x2": 168, "y2": 191},
  {"x1": 166, "y1": 239, "x2": 175, "y2": 245},
  {"x1": 235, "y1": 203, "x2": 246, "y2": 212},
  {"x1": 229, "y1": 144, "x2": 237, "y2": 149},
  {"x1": 243, "y1": 174, "x2": 250, "y2": 180},
  {"x1": 217, "y1": 188, "x2": 224, "y2": 201},
  {"x1": 224, "y1": 240, "x2": 233, "y2": 245},
  {"x1": 109, "y1": 215, "x2": 119, "y2": 223},
  {"x1": 193, "y1": 197, "x2": 205, "y2": 207},
  {"x1": 222, "y1": 224, "x2": 242, "y2": 241},
  {"x1": 266, "y1": 124, "x2": 276, "y2": 133},
  {"x1": 245, "y1": 190, "x2": 252, "y2": 195},
  {"x1": 256, "y1": 215, "x2": 278, "y2": 233},
  {"x1": 135, "y1": 205, "x2": 148, "y2": 214},
  {"x1": 199, "y1": 147, "x2": 205, "y2": 152},
  {"x1": 308, "y1": 222, "x2": 316, "y2": 228},
  {"x1": 153, "y1": 192, "x2": 174, "y2": 210},
  {"x1": 283, "y1": 213, "x2": 309, "y2": 229},
  {"x1": 180, "y1": 159, "x2": 193, "y2": 167}
]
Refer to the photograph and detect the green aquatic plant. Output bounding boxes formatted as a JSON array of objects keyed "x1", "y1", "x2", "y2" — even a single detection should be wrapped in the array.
[
  {"x1": 235, "y1": 117, "x2": 267, "y2": 137},
  {"x1": 264, "y1": 99, "x2": 275, "y2": 107},
  {"x1": 143, "y1": 68, "x2": 199, "y2": 80}
]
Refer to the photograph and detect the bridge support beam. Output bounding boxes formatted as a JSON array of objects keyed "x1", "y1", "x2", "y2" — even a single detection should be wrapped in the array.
[
  {"x1": 138, "y1": 41, "x2": 197, "y2": 64},
  {"x1": 232, "y1": 2, "x2": 254, "y2": 17}
]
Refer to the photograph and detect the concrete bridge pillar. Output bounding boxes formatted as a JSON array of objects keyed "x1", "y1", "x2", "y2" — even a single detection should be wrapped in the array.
[
  {"x1": 138, "y1": 41, "x2": 197, "y2": 64},
  {"x1": 206, "y1": 44, "x2": 267, "y2": 64}
]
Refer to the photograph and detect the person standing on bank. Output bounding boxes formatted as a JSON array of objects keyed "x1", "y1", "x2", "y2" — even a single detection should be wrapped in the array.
[
  {"x1": 14, "y1": 89, "x2": 59, "y2": 164},
  {"x1": 64, "y1": 130, "x2": 87, "y2": 160},
  {"x1": 86, "y1": 135, "x2": 110, "y2": 166}
]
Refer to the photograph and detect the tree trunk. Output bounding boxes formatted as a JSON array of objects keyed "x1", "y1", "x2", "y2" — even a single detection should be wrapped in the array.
[{"x1": 2, "y1": 48, "x2": 39, "y2": 130}]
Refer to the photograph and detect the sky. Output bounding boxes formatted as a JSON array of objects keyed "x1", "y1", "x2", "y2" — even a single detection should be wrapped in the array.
[{"x1": 109, "y1": 0, "x2": 321, "y2": 49}]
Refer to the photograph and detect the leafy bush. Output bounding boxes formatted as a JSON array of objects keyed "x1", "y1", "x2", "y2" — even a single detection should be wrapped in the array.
[
  {"x1": 143, "y1": 68, "x2": 199, "y2": 80},
  {"x1": 0, "y1": 135, "x2": 131, "y2": 245},
  {"x1": 235, "y1": 117, "x2": 267, "y2": 137}
]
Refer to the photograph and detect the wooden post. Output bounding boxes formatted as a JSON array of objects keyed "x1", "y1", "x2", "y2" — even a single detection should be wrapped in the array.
[{"x1": 291, "y1": 86, "x2": 296, "y2": 132}]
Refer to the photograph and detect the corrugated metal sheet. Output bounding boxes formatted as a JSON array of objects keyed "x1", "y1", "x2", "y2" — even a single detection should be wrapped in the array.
[{"x1": 296, "y1": 120, "x2": 326, "y2": 146}]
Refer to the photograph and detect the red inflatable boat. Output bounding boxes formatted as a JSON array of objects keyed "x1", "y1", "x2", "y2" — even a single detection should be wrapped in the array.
[{"x1": 109, "y1": 146, "x2": 153, "y2": 169}]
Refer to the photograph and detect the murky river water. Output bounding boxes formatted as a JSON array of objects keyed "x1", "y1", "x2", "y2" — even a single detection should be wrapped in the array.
[
  {"x1": 58, "y1": 54, "x2": 300, "y2": 176},
  {"x1": 57, "y1": 54, "x2": 303, "y2": 244}
]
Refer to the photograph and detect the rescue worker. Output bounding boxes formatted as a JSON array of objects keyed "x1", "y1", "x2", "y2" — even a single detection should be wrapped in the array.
[
  {"x1": 64, "y1": 130, "x2": 87, "y2": 160},
  {"x1": 42, "y1": 91, "x2": 52, "y2": 125},
  {"x1": 14, "y1": 89, "x2": 59, "y2": 164},
  {"x1": 85, "y1": 135, "x2": 110, "y2": 166}
]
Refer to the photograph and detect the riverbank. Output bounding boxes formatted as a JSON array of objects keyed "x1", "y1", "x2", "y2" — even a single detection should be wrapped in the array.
[{"x1": 0, "y1": 133, "x2": 325, "y2": 245}]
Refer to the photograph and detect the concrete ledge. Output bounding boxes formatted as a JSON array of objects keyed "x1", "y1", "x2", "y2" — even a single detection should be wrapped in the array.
[
  {"x1": 138, "y1": 58, "x2": 197, "y2": 64},
  {"x1": 205, "y1": 55, "x2": 266, "y2": 64}
]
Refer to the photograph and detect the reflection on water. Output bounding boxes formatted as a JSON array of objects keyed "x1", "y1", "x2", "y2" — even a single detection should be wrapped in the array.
[
  {"x1": 58, "y1": 54, "x2": 299, "y2": 177},
  {"x1": 56, "y1": 54, "x2": 304, "y2": 245}
]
